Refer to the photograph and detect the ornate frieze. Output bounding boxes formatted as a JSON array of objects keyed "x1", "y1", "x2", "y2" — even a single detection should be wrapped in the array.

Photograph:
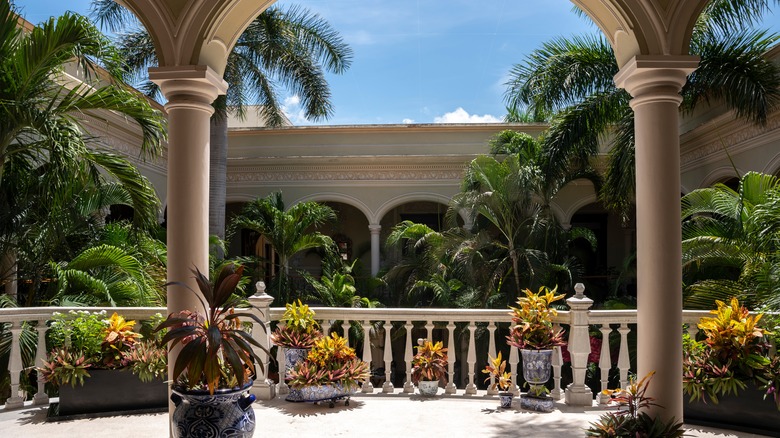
[{"x1": 227, "y1": 164, "x2": 466, "y2": 182}]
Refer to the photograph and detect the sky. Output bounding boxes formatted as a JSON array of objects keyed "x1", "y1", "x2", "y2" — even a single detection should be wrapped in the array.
[{"x1": 13, "y1": 0, "x2": 780, "y2": 125}]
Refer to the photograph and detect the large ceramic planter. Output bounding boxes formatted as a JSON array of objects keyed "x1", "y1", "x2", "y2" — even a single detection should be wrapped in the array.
[
  {"x1": 284, "y1": 347, "x2": 310, "y2": 402},
  {"x1": 520, "y1": 349, "x2": 553, "y2": 388},
  {"x1": 56, "y1": 368, "x2": 167, "y2": 416},
  {"x1": 171, "y1": 381, "x2": 256, "y2": 438},
  {"x1": 684, "y1": 382, "x2": 780, "y2": 436},
  {"x1": 417, "y1": 380, "x2": 439, "y2": 396}
]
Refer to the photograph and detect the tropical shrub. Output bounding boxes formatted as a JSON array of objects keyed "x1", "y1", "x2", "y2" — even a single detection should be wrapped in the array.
[
  {"x1": 411, "y1": 339, "x2": 448, "y2": 384},
  {"x1": 482, "y1": 352, "x2": 511, "y2": 391},
  {"x1": 586, "y1": 372, "x2": 685, "y2": 437},
  {"x1": 287, "y1": 332, "x2": 369, "y2": 390},
  {"x1": 683, "y1": 297, "x2": 777, "y2": 407},
  {"x1": 507, "y1": 286, "x2": 566, "y2": 350},
  {"x1": 270, "y1": 300, "x2": 322, "y2": 349}
]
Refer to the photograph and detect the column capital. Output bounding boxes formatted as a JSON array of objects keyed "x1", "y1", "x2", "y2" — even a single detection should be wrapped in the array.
[
  {"x1": 149, "y1": 65, "x2": 228, "y2": 113},
  {"x1": 368, "y1": 224, "x2": 382, "y2": 234},
  {"x1": 614, "y1": 55, "x2": 699, "y2": 107}
]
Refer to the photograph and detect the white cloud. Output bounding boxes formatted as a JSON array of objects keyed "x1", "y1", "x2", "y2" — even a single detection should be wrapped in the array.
[
  {"x1": 433, "y1": 108, "x2": 502, "y2": 124},
  {"x1": 402, "y1": 118, "x2": 415, "y2": 124},
  {"x1": 282, "y1": 95, "x2": 309, "y2": 125}
]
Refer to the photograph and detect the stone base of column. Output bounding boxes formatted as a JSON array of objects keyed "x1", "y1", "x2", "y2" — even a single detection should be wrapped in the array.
[
  {"x1": 445, "y1": 383, "x2": 457, "y2": 394},
  {"x1": 565, "y1": 384, "x2": 593, "y2": 406},
  {"x1": 3, "y1": 396, "x2": 24, "y2": 410},
  {"x1": 361, "y1": 382, "x2": 374, "y2": 393},
  {"x1": 250, "y1": 379, "x2": 276, "y2": 401},
  {"x1": 382, "y1": 382, "x2": 394, "y2": 393},
  {"x1": 277, "y1": 382, "x2": 289, "y2": 395},
  {"x1": 403, "y1": 382, "x2": 414, "y2": 393},
  {"x1": 550, "y1": 387, "x2": 564, "y2": 401},
  {"x1": 465, "y1": 383, "x2": 477, "y2": 395},
  {"x1": 32, "y1": 392, "x2": 49, "y2": 405},
  {"x1": 487, "y1": 387, "x2": 498, "y2": 396},
  {"x1": 596, "y1": 391, "x2": 612, "y2": 405}
]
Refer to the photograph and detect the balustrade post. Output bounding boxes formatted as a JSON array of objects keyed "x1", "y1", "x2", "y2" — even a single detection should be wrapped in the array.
[
  {"x1": 445, "y1": 321, "x2": 457, "y2": 394},
  {"x1": 4, "y1": 322, "x2": 24, "y2": 409},
  {"x1": 248, "y1": 281, "x2": 275, "y2": 400},
  {"x1": 404, "y1": 321, "x2": 414, "y2": 393},
  {"x1": 361, "y1": 321, "x2": 374, "y2": 393},
  {"x1": 550, "y1": 324, "x2": 564, "y2": 400},
  {"x1": 383, "y1": 321, "x2": 394, "y2": 393},
  {"x1": 618, "y1": 324, "x2": 631, "y2": 388},
  {"x1": 596, "y1": 326, "x2": 613, "y2": 405},
  {"x1": 486, "y1": 322, "x2": 497, "y2": 395},
  {"x1": 465, "y1": 321, "x2": 477, "y2": 395},
  {"x1": 276, "y1": 323, "x2": 288, "y2": 395},
  {"x1": 33, "y1": 320, "x2": 49, "y2": 405},
  {"x1": 509, "y1": 345, "x2": 520, "y2": 396},
  {"x1": 341, "y1": 320, "x2": 351, "y2": 344},
  {"x1": 565, "y1": 283, "x2": 594, "y2": 406}
]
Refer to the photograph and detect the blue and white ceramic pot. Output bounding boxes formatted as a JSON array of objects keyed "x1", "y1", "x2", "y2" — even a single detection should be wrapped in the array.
[
  {"x1": 284, "y1": 347, "x2": 310, "y2": 402},
  {"x1": 520, "y1": 349, "x2": 553, "y2": 385},
  {"x1": 171, "y1": 381, "x2": 256, "y2": 438},
  {"x1": 498, "y1": 391, "x2": 514, "y2": 408}
]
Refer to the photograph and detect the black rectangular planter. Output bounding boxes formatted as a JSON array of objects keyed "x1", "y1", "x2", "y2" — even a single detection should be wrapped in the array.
[
  {"x1": 684, "y1": 383, "x2": 780, "y2": 437},
  {"x1": 56, "y1": 369, "x2": 167, "y2": 416}
]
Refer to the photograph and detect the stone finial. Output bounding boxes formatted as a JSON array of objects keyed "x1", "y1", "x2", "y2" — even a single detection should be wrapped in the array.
[
  {"x1": 574, "y1": 283, "x2": 585, "y2": 299},
  {"x1": 255, "y1": 281, "x2": 266, "y2": 295}
]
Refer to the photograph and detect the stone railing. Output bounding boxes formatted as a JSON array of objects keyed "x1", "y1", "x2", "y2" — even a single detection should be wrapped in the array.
[{"x1": 0, "y1": 283, "x2": 716, "y2": 410}]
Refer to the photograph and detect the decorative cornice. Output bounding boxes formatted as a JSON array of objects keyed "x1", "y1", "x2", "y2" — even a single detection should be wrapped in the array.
[
  {"x1": 227, "y1": 163, "x2": 466, "y2": 183},
  {"x1": 680, "y1": 109, "x2": 780, "y2": 171}
]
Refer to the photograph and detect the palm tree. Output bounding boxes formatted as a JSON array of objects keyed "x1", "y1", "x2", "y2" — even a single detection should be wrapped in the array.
[
  {"x1": 230, "y1": 191, "x2": 336, "y2": 303},
  {"x1": 90, "y1": 0, "x2": 352, "y2": 245},
  {"x1": 504, "y1": 0, "x2": 780, "y2": 216},
  {"x1": 681, "y1": 171, "x2": 780, "y2": 310},
  {"x1": 0, "y1": 1, "x2": 166, "y2": 300}
]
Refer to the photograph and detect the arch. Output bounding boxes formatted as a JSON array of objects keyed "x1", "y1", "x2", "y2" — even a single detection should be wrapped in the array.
[
  {"x1": 572, "y1": 1, "x2": 710, "y2": 67},
  {"x1": 374, "y1": 192, "x2": 454, "y2": 225},
  {"x1": 557, "y1": 192, "x2": 599, "y2": 225},
  {"x1": 700, "y1": 167, "x2": 742, "y2": 189},
  {"x1": 294, "y1": 192, "x2": 373, "y2": 224},
  {"x1": 762, "y1": 153, "x2": 780, "y2": 177},
  {"x1": 225, "y1": 192, "x2": 259, "y2": 203}
]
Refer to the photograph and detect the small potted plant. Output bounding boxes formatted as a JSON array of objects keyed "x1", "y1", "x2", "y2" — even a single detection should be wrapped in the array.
[
  {"x1": 482, "y1": 352, "x2": 514, "y2": 408},
  {"x1": 287, "y1": 332, "x2": 369, "y2": 406},
  {"x1": 506, "y1": 286, "x2": 566, "y2": 411},
  {"x1": 411, "y1": 339, "x2": 448, "y2": 396},
  {"x1": 155, "y1": 263, "x2": 268, "y2": 438},
  {"x1": 39, "y1": 310, "x2": 168, "y2": 416},
  {"x1": 586, "y1": 372, "x2": 685, "y2": 437},
  {"x1": 683, "y1": 297, "x2": 779, "y2": 435}
]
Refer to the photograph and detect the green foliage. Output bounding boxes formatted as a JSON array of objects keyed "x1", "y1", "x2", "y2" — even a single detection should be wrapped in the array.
[
  {"x1": 586, "y1": 372, "x2": 685, "y2": 438},
  {"x1": 507, "y1": 286, "x2": 567, "y2": 350},
  {"x1": 156, "y1": 264, "x2": 269, "y2": 394},
  {"x1": 411, "y1": 339, "x2": 448, "y2": 384}
]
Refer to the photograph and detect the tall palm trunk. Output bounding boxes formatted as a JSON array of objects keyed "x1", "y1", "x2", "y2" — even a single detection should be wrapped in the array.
[
  {"x1": 1, "y1": 251, "x2": 17, "y2": 299},
  {"x1": 209, "y1": 114, "x2": 228, "y2": 259}
]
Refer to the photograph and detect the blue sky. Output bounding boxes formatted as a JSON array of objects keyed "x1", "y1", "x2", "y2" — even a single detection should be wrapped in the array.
[{"x1": 13, "y1": 0, "x2": 780, "y2": 125}]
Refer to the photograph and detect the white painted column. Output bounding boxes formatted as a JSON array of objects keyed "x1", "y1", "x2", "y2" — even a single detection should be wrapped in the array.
[
  {"x1": 614, "y1": 55, "x2": 698, "y2": 422},
  {"x1": 149, "y1": 65, "x2": 228, "y2": 385},
  {"x1": 369, "y1": 224, "x2": 381, "y2": 276}
]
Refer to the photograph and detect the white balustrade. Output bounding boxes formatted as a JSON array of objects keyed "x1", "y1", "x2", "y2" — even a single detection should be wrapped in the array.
[{"x1": 0, "y1": 301, "x2": 748, "y2": 410}]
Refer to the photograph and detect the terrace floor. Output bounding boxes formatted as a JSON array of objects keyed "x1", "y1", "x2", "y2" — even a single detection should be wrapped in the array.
[{"x1": 0, "y1": 391, "x2": 772, "y2": 438}]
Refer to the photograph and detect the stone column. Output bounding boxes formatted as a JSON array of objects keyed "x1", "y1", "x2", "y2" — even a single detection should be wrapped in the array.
[
  {"x1": 249, "y1": 281, "x2": 276, "y2": 400},
  {"x1": 614, "y1": 55, "x2": 698, "y2": 422},
  {"x1": 149, "y1": 65, "x2": 228, "y2": 379},
  {"x1": 369, "y1": 224, "x2": 381, "y2": 276}
]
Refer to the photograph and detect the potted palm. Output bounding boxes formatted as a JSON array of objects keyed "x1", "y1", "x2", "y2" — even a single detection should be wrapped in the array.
[
  {"x1": 270, "y1": 300, "x2": 322, "y2": 401},
  {"x1": 483, "y1": 352, "x2": 514, "y2": 408},
  {"x1": 507, "y1": 286, "x2": 566, "y2": 412},
  {"x1": 287, "y1": 332, "x2": 369, "y2": 406},
  {"x1": 156, "y1": 264, "x2": 268, "y2": 438},
  {"x1": 411, "y1": 339, "x2": 448, "y2": 396}
]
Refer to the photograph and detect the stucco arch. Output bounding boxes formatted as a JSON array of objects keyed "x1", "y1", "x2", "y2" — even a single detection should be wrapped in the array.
[
  {"x1": 294, "y1": 193, "x2": 373, "y2": 225},
  {"x1": 762, "y1": 154, "x2": 780, "y2": 177},
  {"x1": 573, "y1": 0, "x2": 709, "y2": 67},
  {"x1": 374, "y1": 192, "x2": 455, "y2": 225},
  {"x1": 700, "y1": 167, "x2": 743, "y2": 189}
]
